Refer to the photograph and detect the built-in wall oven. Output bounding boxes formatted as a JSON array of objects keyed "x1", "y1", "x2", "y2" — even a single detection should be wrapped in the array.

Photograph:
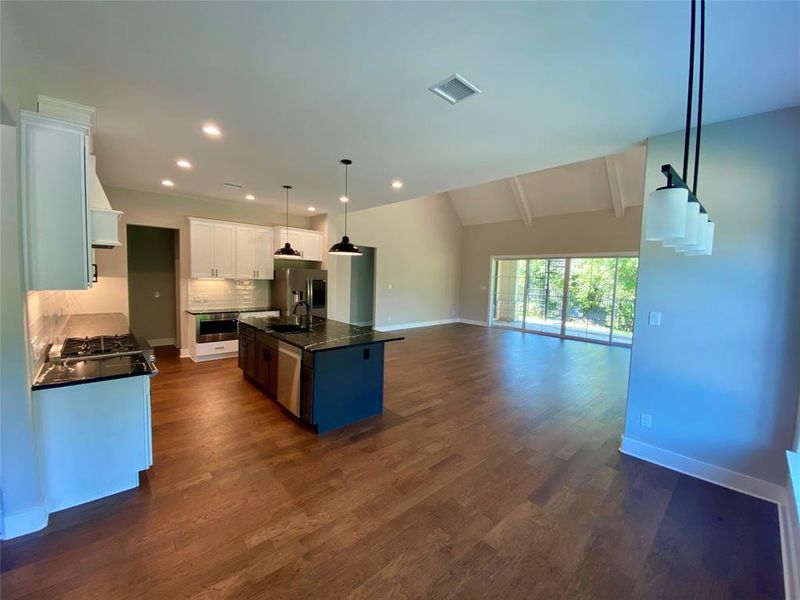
[{"x1": 195, "y1": 312, "x2": 239, "y2": 343}]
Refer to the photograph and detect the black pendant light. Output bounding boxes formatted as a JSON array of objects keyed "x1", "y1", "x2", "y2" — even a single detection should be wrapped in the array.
[
  {"x1": 328, "y1": 159, "x2": 363, "y2": 256},
  {"x1": 275, "y1": 185, "x2": 301, "y2": 256}
]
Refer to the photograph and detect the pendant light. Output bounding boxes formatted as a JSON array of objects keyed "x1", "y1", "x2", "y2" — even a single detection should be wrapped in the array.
[
  {"x1": 328, "y1": 159, "x2": 362, "y2": 256},
  {"x1": 644, "y1": 0, "x2": 714, "y2": 256},
  {"x1": 275, "y1": 185, "x2": 301, "y2": 256}
]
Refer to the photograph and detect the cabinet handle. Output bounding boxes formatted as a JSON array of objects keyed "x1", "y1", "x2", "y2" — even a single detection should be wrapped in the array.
[{"x1": 214, "y1": 346, "x2": 225, "y2": 350}]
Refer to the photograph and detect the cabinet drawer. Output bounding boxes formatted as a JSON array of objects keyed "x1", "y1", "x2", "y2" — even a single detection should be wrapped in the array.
[{"x1": 195, "y1": 339, "x2": 239, "y2": 356}]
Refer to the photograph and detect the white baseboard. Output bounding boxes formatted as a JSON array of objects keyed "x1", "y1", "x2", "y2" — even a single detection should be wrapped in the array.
[
  {"x1": 1, "y1": 503, "x2": 48, "y2": 540},
  {"x1": 148, "y1": 337, "x2": 176, "y2": 347},
  {"x1": 189, "y1": 352, "x2": 238, "y2": 363},
  {"x1": 619, "y1": 435, "x2": 785, "y2": 504},
  {"x1": 179, "y1": 348, "x2": 190, "y2": 359},
  {"x1": 458, "y1": 318, "x2": 489, "y2": 327},
  {"x1": 375, "y1": 318, "x2": 458, "y2": 332}
]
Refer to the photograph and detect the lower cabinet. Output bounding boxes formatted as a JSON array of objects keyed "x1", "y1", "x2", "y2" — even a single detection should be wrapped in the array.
[
  {"x1": 255, "y1": 339, "x2": 278, "y2": 398},
  {"x1": 240, "y1": 324, "x2": 278, "y2": 400}
]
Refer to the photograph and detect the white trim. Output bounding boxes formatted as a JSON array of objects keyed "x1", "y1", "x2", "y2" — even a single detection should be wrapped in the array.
[
  {"x1": 351, "y1": 320, "x2": 374, "y2": 327},
  {"x1": 1, "y1": 504, "x2": 48, "y2": 540},
  {"x1": 619, "y1": 435, "x2": 785, "y2": 504},
  {"x1": 179, "y1": 348, "x2": 190, "y2": 359},
  {"x1": 189, "y1": 352, "x2": 238, "y2": 363},
  {"x1": 458, "y1": 319, "x2": 488, "y2": 327},
  {"x1": 148, "y1": 337, "x2": 176, "y2": 347},
  {"x1": 375, "y1": 318, "x2": 458, "y2": 332},
  {"x1": 490, "y1": 251, "x2": 639, "y2": 260}
]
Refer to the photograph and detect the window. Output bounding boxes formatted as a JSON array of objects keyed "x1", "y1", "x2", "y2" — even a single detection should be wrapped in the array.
[{"x1": 491, "y1": 256, "x2": 638, "y2": 346}]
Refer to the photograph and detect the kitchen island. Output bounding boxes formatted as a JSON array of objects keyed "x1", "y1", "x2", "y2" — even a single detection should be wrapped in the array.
[{"x1": 237, "y1": 316, "x2": 403, "y2": 433}]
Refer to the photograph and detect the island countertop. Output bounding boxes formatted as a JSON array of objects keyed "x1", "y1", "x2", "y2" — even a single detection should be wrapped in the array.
[{"x1": 237, "y1": 316, "x2": 404, "y2": 352}]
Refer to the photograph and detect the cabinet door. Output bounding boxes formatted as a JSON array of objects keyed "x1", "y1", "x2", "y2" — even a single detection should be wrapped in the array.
[
  {"x1": 254, "y1": 228, "x2": 274, "y2": 279},
  {"x1": 190, "y1": 220, "x2": 214, "y2": 278},
  {"x1": 235, "y1": 226, "x2": 257, "y2": 279},
  {"x1": 266, "y1": 347, "x2": 279, "y2": 398},
  {"x1": 244, "y1": 337, "x2": 257, "y2": 379},
  {"x1": 238, "y1": 335, "x2": 246, "y2": 370},
  {"x1": 212, "y1": 223, "x2": 236, "y2": 278},
  {"x1": 21, "y1": 112, "x2": 92, "y2": 290},
  {"x1": 301, "y1": 231, "x2": 322, "y2": 261}
]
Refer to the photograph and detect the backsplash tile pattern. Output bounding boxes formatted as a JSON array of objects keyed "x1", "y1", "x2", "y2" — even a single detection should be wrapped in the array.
[
  {"x1": 188, "y1": 279, "x2": 271, "y2": 310},
  {"x1": 26, "y1": 290, "x2": 73, "y2": 380}
]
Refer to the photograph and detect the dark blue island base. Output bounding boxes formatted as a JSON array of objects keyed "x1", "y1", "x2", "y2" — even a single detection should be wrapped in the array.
[{"x1": 237, "y1": 317, "x2": 403, "y2": 434}]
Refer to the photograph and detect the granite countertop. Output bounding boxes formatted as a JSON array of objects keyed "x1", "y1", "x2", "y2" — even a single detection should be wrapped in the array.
[
  {"x1": 32, "y1": 312, "x2": 154, "y2": 391},
  {"x1": 238, "y1": 316, "x2": 404, "y2": 352},
  {"x1": 186, "y1": 306, "x2": 281, "y2": 315}
]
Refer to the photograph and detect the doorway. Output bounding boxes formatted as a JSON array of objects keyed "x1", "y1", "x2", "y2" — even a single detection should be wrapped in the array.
[
  {"x1": 349, "y1": 246, "x2": 376, "y2": 326},
  {"x1": 127, "y1": 225, "x2": 178, "y2": 346}
]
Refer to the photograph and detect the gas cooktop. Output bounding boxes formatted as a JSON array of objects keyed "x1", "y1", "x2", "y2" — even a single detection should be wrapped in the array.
[{"x1": 61, "y1": 334, "x2": 141, "y2": 358}]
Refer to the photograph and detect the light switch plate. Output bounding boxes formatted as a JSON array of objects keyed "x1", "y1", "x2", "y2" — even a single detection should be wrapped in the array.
[
  {"x1": 648, "y1": 311, "x2": 662, "y2": 326},
  {"x1": 640, "y1": 413, "x2": 653, "y2": 428}
]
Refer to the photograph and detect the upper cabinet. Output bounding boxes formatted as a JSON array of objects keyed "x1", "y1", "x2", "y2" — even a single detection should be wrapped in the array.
[
  {"x1": 235, "y1": 225, "x2": 274, "y2": 280},
  {"x1": 189, "y1": 218, "x2": 235, "y2": 278},
  {"x1": 190, "y1": 218, "x2": 279, "y2": 280},
  {"x1": 276, "y1": 227, "x2": 323, "y2": 261},
  {"x1": 21, "y1": 111, "x2": 93, "y2": 290}
]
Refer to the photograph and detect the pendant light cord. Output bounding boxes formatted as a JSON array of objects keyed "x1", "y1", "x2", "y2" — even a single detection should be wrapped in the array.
[
  {"x1": 285, "y1": 187, "x2": 289, "y2": 236},
  {"x1": 682, "y1": 0, "x2": 697, "y2": 183},
  {"x1": 692, "y1": 0, "x2": 705, "y2": 195},
  {"x1": 344, "y1": 162, "x2": 349, "y2": 237}
]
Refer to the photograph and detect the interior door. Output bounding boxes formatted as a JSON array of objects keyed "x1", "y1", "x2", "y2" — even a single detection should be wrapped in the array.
[
  {"x1": 235, "y1": 226, "x2": 256, "y2": 279},
  {"x1": 254, "y1": 228, "x2": 274, "y2": 279},
  {"x1": 212, "y1": 223, "x2": 236, "y2": 278},
  {"x1": 190, "y1": 220, "x2": 214, "y2": 278}
]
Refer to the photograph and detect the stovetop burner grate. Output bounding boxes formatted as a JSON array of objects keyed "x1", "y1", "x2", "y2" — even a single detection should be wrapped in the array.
[{"x1": 61, "y1": 334, "x2": 141, "y2": 358}]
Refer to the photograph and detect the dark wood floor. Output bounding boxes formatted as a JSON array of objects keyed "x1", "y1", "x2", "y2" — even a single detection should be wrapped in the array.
[{"x1": 1, "y1": 324, "x2": 784, "y2": 599}]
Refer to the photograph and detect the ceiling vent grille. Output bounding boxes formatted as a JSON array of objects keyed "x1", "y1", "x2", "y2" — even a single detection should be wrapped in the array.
[{"x1": 429, "y1": 74, "x2": 481, "y2": 104}]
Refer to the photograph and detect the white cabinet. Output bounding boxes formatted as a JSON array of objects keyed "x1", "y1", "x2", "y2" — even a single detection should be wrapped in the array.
[
  {"x1": 190, "y1": 218, "x2": 318, "y2": 278},
  {"x1": 212, "y1": 223, "x2": 236, "y2": 278},
  {"x1": 189, "y1": 219, "x2": 236, "y2": 278},
  {"x1": 236, "y1": 225, "x2": 274, "y2": 279},
  {"x1": 21, "y1": 111, "x2": 93, "y2": 290},
  {"x1": 254, "y1": 227, "x2": 274, "y2": 280},
  {"x1": 276, "y1": 227, "x2": 323, "y2": 261}
]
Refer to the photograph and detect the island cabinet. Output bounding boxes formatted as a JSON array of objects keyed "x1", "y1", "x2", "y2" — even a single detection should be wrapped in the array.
[{"x1": 240, "y1": 325, "x2": 278, "y2": 399}]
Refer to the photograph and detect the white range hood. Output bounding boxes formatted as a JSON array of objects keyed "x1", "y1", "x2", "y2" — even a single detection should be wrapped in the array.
[{"x1": 89, "y1": 155, "x2": 122, "y2": 249}]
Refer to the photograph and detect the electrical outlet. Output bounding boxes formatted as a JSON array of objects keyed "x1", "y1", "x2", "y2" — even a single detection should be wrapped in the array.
[
  {"x1": 640, "y1": 413, "x2": 653, "y2": 428},
  {"x1": 648, "y1": 311, "x2": 662, "y2": 326},
  {"x1": 154, "y1": 290, "x2": 160, "y2": 299},
  {"x1": 480, "y1": 285, "x2": 487, "y2": 291},
  {"x1": 388, "y1": 283, "x2": 393, "y2": 290}
]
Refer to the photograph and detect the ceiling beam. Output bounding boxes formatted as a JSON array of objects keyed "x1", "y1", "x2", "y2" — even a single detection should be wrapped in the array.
[
  {"x1": 604, "y1": 156, "x2": 625, "y2": 218},
  {"x1": 508, "y1": 176, "x2": 533, "y2": 225}
]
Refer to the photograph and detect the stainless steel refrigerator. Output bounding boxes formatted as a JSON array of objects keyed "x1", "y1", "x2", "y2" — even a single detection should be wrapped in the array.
[{"x1": 271, "y1": 268, "x2": 327, "y2": 318}]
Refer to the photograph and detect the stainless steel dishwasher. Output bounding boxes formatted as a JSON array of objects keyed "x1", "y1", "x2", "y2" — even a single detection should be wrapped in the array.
[{"x1": 276, "y1": 342, "x2": 302, "y2": 417}]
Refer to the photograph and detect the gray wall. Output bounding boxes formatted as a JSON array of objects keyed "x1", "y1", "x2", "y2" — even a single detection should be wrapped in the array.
[
  {"x1": 625, "y1": 106, "x2": 800, "y2": 485},
  {"x1": 127, "y1": 226, "x2": 177, "y2": 344},
  {"x1": 459, "y1": 206, "x2": 643, "y2": 322},
  {"x1": 349, "y1": 246, "x2": 375, "y2": 326}
]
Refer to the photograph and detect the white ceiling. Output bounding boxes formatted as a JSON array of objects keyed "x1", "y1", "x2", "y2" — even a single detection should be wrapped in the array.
[
  {"x1": 448, "y1": 145, "x2": 646, "y2": 226},
  {"x1": 6, "y1": 1, "x2": 799, "y2": 216}
]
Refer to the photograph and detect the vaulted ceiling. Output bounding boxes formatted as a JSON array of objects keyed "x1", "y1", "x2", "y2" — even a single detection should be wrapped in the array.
[
  {"x1": 448, "y1": 145, "x2": 646, "y2": 226},
  {"x1": 4, "y1": 1, "x2": 799, "y2": 216}
]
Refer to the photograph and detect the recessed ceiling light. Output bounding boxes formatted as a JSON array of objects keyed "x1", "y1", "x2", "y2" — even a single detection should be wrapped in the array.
[
  {"x1": 245, "y1": 194, "x2": 255, "y2": 201},
  {"x1": 201, "y1": 123, "x2": 221, "y2": 137},
  {"x1": 307, "y1": 206, "x2": 316, "y2": 212},
  {"x1": 391, "y1": 180, "x2": 403, "y2": 189},
  {"x1": 176, "y1": 158, "x2": 192, "y2": 169},
  {"x1": 161, "y1": 179, "x2": 175, "y2": 187},
  {"x1": 339, "y1": 195, "x2": 349, "y2": 203}
]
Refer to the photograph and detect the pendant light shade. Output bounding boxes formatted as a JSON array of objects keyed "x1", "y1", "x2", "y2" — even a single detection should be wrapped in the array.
[
  {"x1": 275, "y1": 185, "x2": 301, "y2": 257},
  {"x1": 645, "y1": 186, "x2": 689, "y2": 241},
  {"x1": 665, "y1": 201, "x2": 701, "y2": 249},
  {"x1": 685, "y1": 220, "x2": 714, "y2": 256},
  {"x1": 676, "y1": 211, "x2": 708, "y2": 253},
  {"x1": 329, "y1": 159, "x2": 362, "y2": 257}
]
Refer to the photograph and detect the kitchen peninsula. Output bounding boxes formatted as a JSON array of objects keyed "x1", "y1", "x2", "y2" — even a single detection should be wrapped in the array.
[{"x1": 237, "y1": 316, "x2": 403, "y2": 433}]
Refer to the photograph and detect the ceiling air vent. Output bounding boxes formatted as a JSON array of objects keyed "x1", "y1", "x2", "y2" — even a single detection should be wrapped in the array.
[
  {"x1": 429, "y1": 74, "x2": 481, "y2": 104},
  {"x1": 223, "y1": 182, "x2": 243, "y2": 190}
]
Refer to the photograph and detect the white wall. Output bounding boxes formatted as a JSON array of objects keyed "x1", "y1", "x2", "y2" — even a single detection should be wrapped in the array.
[
  {"x1": 327, "y1": 194, "x2": 461, "y2": 329},
  {"x1": 624, "y1": 106, "x2": 800, "y2": 485}
]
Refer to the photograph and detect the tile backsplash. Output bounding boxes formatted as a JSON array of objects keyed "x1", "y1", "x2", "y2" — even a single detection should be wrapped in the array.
[
  {"x1": 26, "y1": 290, "x2": 72, "y2": 379},
  {"x1": 188, "y1": 279, "x2": 271, "y2": 310}
]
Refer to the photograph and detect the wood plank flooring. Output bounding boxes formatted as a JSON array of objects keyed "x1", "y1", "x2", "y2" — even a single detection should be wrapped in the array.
[{"x1": 1, "y1": 324, "x2": 784, "y2": 599}]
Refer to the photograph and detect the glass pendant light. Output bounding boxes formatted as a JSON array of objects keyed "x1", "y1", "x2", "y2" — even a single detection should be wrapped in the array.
[
  {"x1": 275, "y1": 185, "x2": 301, "y2": 256},
  {"x1": 329, "y1": 159, "x2": 363, "y2": 256},
  {"x1": 665, "y1": 201, "x2": 701, "y2": 249},
  {"x1": 645, "y1": 186, "x2": 689, "y2": 241}
]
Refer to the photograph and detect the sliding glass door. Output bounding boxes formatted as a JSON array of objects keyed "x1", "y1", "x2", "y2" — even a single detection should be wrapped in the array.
[{"x1": 491, "y1": 256, "x2": 638, "y2": 346}]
